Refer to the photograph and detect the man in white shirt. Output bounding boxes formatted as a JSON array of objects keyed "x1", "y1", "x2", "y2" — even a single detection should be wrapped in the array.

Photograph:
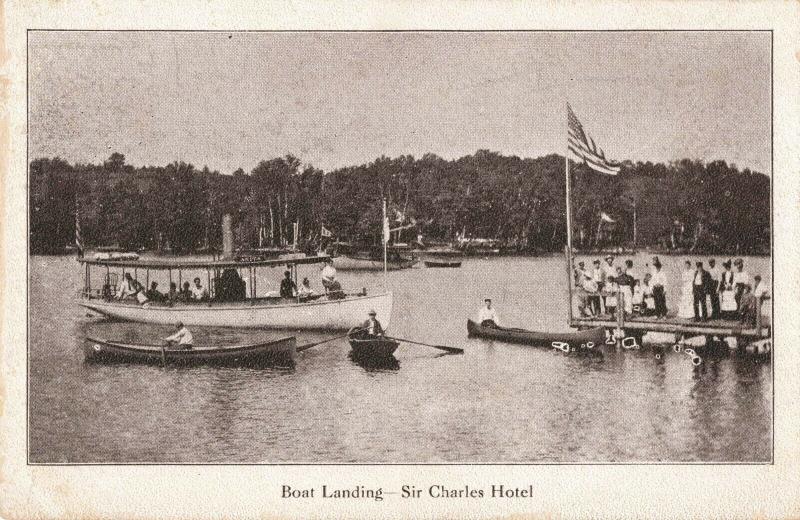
[
  {"x1": 321, "y1": 258, "x2": 337, "y2": 290},
  {"x1": 190, "y1": 277, "x2": 208, "y2": 301},
  {"x1": 477, "y1": 298, "x2": 500, "y2": 328},
  {"x1": 164, "y1": 321, "x2": 193, "y2": 349},
  {"x1": 707, "y1": 258, "x2": 722, "y2": 319}
]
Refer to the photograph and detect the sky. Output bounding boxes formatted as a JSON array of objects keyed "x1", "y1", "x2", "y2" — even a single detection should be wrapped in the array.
[{"x1": 28, "y1": 31, "x2": 771, "y2": 174}]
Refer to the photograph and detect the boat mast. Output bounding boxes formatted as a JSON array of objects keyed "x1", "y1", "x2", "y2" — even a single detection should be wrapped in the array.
[{"x1": 382, "y1": 197, "x2": 388, "y2": 290}]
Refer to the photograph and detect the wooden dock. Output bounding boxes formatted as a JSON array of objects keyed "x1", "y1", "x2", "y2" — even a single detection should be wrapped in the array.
[{"x1": 570, "y1": 297, "x2": 770, "y2": 341}]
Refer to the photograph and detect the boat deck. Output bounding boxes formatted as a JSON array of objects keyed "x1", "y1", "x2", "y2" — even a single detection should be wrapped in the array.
[{"x1": 571, "y1": 313, "x2": 771, "y2": 338}]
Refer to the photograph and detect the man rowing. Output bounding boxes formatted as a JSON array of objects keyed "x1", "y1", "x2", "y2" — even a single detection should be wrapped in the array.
[
  {"x1": 164, "y1": 321, "x2": 193, "y2": 349},
  {"x1": 477, "y1": 298, "x2": 500, "y2": 328},
  {"x1": 361, "y1": 309, "x2": 385, "y2": 337}
]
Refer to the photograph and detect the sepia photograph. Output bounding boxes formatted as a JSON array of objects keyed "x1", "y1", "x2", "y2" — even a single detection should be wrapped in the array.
[{"x1": 26, "y1": 29, "x2": 772, "y2": 466}]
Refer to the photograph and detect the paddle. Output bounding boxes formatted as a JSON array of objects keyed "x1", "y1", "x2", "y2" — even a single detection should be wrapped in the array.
[
  {"x1": 384, "y1": 336, "x2": 464, "y2": 355},
  {"x1": 160, "y1": 343, "x2": 167, "y2": 367},
  {"x1": 297, "y1": 328, "x2": 365, "y2": 353}
]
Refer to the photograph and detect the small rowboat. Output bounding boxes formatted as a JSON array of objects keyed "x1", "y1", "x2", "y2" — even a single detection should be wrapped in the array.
[
  {"x1": 467, "y1": 319, "x2": 605, "y2": 351},
  {"x1": 347, "y1": 328, "x2": 399, "y2": 359},
  {"x1": 84, "y1": 336, "x2": 296, "y2": 366},
  {"x1": 424, "y1": 259, "x2": 462, "y2": 268}
]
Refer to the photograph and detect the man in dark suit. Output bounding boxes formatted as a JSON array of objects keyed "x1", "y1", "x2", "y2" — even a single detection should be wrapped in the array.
[{"x1": 693, "y1": 261, "x2": 712, "y2": 321}]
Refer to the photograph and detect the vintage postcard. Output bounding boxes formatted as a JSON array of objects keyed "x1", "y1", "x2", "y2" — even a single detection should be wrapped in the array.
[{"x1": 2, "y1": 1, "x2": 799, "y2": 518}]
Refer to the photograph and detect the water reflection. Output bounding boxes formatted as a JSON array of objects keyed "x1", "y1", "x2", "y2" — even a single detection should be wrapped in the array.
[{"x1": 348, "y1": 352, "x2": 400, "y2": 372}]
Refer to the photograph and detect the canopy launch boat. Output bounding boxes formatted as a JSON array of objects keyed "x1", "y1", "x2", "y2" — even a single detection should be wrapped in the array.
[{"x1": 77, "y1": 255, "x2": 392, "y2": 330}]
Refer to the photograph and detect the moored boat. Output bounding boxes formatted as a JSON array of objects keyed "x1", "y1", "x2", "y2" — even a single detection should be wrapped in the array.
[
  {"x1": 77, "y1": 255, "x2": 393, "y2": 330},
  {"x1": 422, "y1": 248, "x2": 463, "y2": 268},
  {"x1": 347, "y1": 328, "x2": 399, "y2": 359},
  {"x1": 330, "y1": 242, "x2": 418, "y2": 271},
  {"x1": 84, "y1": 336, "x2": 296, "y2": 366},
  {"x1": 467, "y1": 319, "x2": 605, "y2": 350}
]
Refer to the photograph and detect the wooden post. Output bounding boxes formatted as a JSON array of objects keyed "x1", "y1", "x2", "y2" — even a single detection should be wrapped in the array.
[
  {"x1": 756, "y1": 297, "x2": 763, "y2": 336},
  {"x1": 616, "y1": 291, "x2": 625, "y2": 343},
  {"x1": 564, "y1": 148, "x2": 574, "y2": 326},
  {"x1": 565, "y1": 245, "x2": 574, "y2": 325}
]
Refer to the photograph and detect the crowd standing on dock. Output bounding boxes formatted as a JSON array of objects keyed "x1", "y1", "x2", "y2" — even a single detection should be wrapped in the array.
[{"x1": 573, "y1": 256, "x2": 769, "y2": 325}]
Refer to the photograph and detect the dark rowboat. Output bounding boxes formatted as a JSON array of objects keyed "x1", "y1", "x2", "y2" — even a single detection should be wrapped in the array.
[
  {"x1": 424, "y1": 259, "x2": 462, "y2": 268},
  {"x1": 84, "y1": 336, "x2": 296, "y2": 366},
  {"x1": 347, "y1": 328, "x2": 399, "y2": 359},
  {"x1": 467, "y1": 319, "x2": 605, "y2": 351}
]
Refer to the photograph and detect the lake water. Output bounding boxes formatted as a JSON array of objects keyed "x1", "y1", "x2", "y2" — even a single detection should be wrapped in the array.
[{"x1": 28, "y1": 253, "x2": 771, "y2": 463}]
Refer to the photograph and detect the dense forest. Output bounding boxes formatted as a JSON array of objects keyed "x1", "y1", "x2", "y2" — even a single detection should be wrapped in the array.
[{"x1": 29, "y1": 151, "x2": 770, "y2": 255}]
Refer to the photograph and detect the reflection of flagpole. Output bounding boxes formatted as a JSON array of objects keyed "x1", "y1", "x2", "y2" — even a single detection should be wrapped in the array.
[{"x1": 75, "y1": 196, "x2": 84, "y2": 258}]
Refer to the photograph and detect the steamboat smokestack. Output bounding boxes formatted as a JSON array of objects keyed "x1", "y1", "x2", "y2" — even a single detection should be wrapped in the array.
[{"x1": 222, "y1": 213, "x2": 234, "y2": 259}]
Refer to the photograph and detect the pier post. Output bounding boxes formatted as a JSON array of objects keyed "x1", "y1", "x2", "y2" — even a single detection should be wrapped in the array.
[
  {"x1": 616, "y1": 291, "x2": 625, "y2": 345},
  {"x1": 756, "y1": 297, "x2": 763, "y2": 336}
]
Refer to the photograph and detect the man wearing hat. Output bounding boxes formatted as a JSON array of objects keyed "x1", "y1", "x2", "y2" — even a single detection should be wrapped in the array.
[
  {"x1": 164, "y1": 321, "x2": 193, "y2": 349},
  {"x1": 650, "y1": 258, "x2": 668, "y2": 319},
  {"x1": 692, "y1": 261, "x2": 712, "y2": 321},
  {"x1": 707, "y1": 259, "x2": 722, "y2": 319},
  {"x1": 361, "y1": 309, "x2": 385, "y2": 337},
  {"x1": 477, "y1": 298, "x2": 500, "y2": 328}
]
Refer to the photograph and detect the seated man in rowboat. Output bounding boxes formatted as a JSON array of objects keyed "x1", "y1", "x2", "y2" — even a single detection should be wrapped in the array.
[
  {"x1": 163, "y1": 321, "x2": 193, "y2": 349},
  {"x1": 477, "y1": 298, "x2": 500, "y2": 328},
  {"x1": 360, "y1": 309, "x2": 385, "y2": 337}
]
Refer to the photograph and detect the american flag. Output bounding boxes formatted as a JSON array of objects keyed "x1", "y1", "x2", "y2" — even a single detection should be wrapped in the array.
[{"x1": 568, "y1": 103, "x2": 621, "y2": 175}]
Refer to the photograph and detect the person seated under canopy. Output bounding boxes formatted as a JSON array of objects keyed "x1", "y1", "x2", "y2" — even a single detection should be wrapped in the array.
[{"x1": 280, "y1": 270, "x2": 297, "y2": 298}]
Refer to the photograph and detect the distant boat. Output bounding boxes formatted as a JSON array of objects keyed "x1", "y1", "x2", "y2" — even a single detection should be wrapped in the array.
[
  {"x1": 467, "y1": 319, "x2": 605, "y2": 351},
  {"x1": 84, "y1": 336, "x2": 296, "y2": 366},
  {"x1": 456, "y1": 238, "x2": 503, "y2": 256},
  {"x1": 422, "y1": 248, "x2": 464, "y2": 268},
  {"x1": 347, "y1": 328, "x2": 399, "y2": 359},
  {"x1": 331, "y1": 242, "x2": 417, "y2": 271}
]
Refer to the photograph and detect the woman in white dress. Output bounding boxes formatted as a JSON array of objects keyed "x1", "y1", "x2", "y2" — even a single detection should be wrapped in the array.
[
  {"x1": 678, "y1": 260, "x2": 695, "y2": 319},
  {"x1": 719, "y1": 259, "x2": 737, "y2": 319}
]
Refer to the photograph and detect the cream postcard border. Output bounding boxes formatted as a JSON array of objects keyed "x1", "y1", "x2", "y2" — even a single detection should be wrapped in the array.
[{"x1": 2, "y1": 1, "x2": 799, "y2": 518}]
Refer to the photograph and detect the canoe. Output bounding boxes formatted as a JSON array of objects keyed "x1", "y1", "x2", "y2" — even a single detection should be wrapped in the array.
[
  {"x1": 467, "y1": 319, "x2": 606, "y2": 350},
  {"x1": 347, "y1": 328, "x2": 399, "y2": 359},
  {"x1": 84, "y1": 336, "x2": 297, "y2": 366},
  {"x1": 78, "y1": 291, "x2": 393, "y2": 331}
]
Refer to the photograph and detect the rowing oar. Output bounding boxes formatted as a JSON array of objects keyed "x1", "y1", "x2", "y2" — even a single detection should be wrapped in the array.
[
  {"x1": 384, "y1": 336, "x2": 464, "y2": 355},
  {"x1": 297, "y1": 328, "x2": 364, "y2": 353}
]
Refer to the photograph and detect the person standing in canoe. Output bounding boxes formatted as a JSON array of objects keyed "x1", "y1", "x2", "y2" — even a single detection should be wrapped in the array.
[
  {"x1": 164, "y1": 321, "x2": 193, "y2": 349},
  {"x1": 477, "y1": 298, "x2": 500, "y2": 328},
  {"x1": 361, "y1": 309, "x2": 385, "y2": 337}
]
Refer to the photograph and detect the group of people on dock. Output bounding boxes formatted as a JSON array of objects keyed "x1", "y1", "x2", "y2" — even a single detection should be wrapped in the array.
[{"x1": 573, "y1": 255, "x2": 769, "y2": 325}]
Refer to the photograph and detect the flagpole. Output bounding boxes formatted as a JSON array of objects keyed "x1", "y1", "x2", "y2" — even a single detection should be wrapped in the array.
[{"x1": 565, "y1": 111, "x2": 574, "y2": 325}]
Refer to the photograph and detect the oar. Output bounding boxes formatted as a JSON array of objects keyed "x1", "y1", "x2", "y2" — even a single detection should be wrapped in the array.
[
  {"x1": 384, "y1": 336, "x2": 464, "y2": 354},
  {"x1": 297, "y1": 328, "x2": 364, "y2": 353},
  {"x1": 160, "y1": 343, "x2": 167, "y2": 367}
]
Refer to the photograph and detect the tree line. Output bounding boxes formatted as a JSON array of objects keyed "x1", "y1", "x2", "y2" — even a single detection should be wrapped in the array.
[{"x1": 29, "y1": 150, "x2": 770, "y2": 255}]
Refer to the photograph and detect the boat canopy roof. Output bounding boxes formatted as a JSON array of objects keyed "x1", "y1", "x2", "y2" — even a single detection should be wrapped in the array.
[{"x1": 78, "y1": 254, "x2": 331, "y2": 270}]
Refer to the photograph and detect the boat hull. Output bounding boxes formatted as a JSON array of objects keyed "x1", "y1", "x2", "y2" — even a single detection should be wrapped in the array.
[
  {"x1": 424, "y1": 260, "x2": 462, "y2": 268},
  {"x1": 334, "y1": 256, "x2": 417, "y2": 271},
  {"x1": 348, "y1": 336, "x2": 400, "y2": 359},
  {"x1": 467, "y1": 319, "x2": 605, "y2": 350},
  {"x1": 84, "y1": 336, "x2": 296, "y2": 366},
  {"x1": 79, "y1": 292, "x2": 393, "y2": 331}
]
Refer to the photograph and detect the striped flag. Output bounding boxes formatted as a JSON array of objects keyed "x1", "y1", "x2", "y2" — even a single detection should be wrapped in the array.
[{"x1": 568, "y1": 104, "x2": 621, "y2": 175}]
